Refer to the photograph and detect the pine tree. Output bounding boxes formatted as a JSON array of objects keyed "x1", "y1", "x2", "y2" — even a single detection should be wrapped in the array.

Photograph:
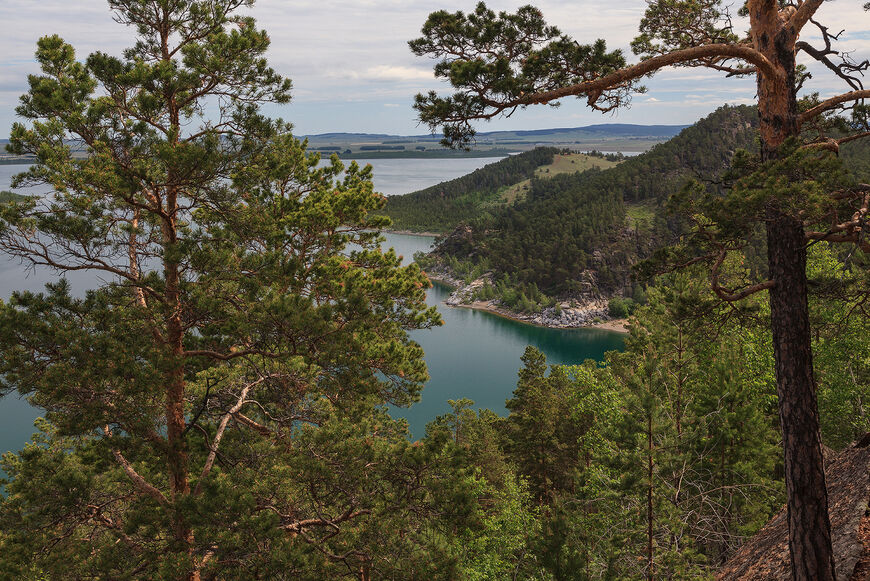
[
  {"x1": 410, "y1": 3, "x2": 870, "y2": 576},
  {"x1": 0, "y1": 2, "x2": 446, "y2": 578},
  {"x1": 602, "y1": 270, "x2": 781, "y2": 578}
]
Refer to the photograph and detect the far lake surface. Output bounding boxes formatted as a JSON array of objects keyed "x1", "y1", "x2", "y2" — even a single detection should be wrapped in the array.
[{"x1": 0, "y1": 158, "x2": 623, "y2": 461}]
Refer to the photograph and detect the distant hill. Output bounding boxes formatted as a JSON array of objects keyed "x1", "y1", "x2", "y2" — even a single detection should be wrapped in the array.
[
  {"x1": 0, "y1": 126, "x2": 686, "y2": 162},
  {"x1": 378, "y1": 149, "x2": 622, "y2": 232},
  {"x1": 302, "y1": 124, "x2": 687, "y2": 142},
  {"x1": 301, "y1": 123, "x2": 688, "y2": 158},
  {"x1": 405, "y1": 105, "x2": 760, "y2": 297},
  {"x1": 0, "y1": 192, "x2": 27, "y2": 204},
  {"x1": 479, "y1": 124, "x2": 687, "y2": 139},
  {"x1": 303, "y1": 132, "x2": 397, "y2": 140},
  {"x1": 562, "y1": 124, "x2": 688, "y2": 136}
]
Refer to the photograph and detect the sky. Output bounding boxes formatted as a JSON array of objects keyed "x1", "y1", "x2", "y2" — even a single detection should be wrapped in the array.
[{"x1": 0, "y1": 0, "x2": 868, "y2": 137}]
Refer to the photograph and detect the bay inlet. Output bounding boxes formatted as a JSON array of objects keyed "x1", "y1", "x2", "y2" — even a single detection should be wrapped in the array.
[{"x1": 0, "y1": 158, "x2": 623, "y2": 461}]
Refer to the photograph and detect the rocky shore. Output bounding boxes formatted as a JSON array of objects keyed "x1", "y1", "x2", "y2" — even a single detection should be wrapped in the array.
[{"x1": 424, "y1": 267, "x2": 628, "y2": 333}]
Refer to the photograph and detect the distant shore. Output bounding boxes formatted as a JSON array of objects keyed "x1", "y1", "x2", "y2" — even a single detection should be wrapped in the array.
[
  {"x1": 589, "y1": 318, "x2": 630, "y2": 333},
  {"x1": 454, "y1": 298, "x2": 629, "y2": 334},
  {"x1": 334, "y1": 150, "x2": 513, "y2": 160},
  {"x1": 383, "y1": 229, "x2": 442, "y2": 238}
]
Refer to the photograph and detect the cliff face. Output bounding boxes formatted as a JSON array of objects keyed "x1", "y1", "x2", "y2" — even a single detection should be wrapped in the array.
[{"x1": 718, "y1": 436, "x2": 870, "y2": 581}]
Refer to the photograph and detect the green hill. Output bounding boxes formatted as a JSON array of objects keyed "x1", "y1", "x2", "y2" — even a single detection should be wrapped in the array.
[
  {"x1": 426, "y1": 105, "x2": 761, "y2": 296},
  {"x1": 0, "y1": 192, "x2": 26, "y2": 204},
  {"x1": 378, "y1": 147, "x2": 559, "y2": 232},
  {"x1": 378, "y1": 148, "x2": 622, "y2": 232}
]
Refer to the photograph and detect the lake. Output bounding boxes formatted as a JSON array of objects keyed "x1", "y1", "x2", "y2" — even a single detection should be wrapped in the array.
[
  {"x1": 0, "y1": 158, "x2": 623, "y2": 461},
  {"x1": 385, "y1": 232, "x2": 624, "y2": 436}
]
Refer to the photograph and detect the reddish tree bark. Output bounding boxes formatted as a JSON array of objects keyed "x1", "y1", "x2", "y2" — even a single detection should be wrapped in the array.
[{"x1": 749, "y1": 2, "x2": 836, "y2": 578}]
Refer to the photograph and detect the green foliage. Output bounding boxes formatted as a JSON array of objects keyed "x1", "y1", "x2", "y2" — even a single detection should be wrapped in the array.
[
  {"x1": 632, "y1": 0, "x2": 739, "y2": 57},
  {"x1": 807, "y1": 245, "x2": 870, "y2": 448},
  {"x1": 0, "y1": 192, "x2": 27, "y2": 204},
  {"x1": 422, "y1": 105, "x2": 759, "y2": 296},
  {"x1": 466, "y1": 269, "x2": 788, "y2": 579},
  {"x1": 581, "y1": 272, "x2": 781, "y2": 577},
  {"x1": 0, "y1": 2, "x2": 461, "y2": 578},
  {"x1": 455, "y1": 474, "x2": 545, "y2": 581},
  {"x1": 379, "y1": 146, "x2": 558, "y2": 232},
  {"x1": 407, "y1": 2, "x2": 870, "y2": 577},
  {"x1": 607, "y1": 297, "x2": 636, "y2": 318},
  {"x1": 409, "y1": 2, "x2": 630, "y2": 148}
]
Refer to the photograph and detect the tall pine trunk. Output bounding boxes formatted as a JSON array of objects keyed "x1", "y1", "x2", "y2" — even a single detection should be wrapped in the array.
[
  {"x1": 752, "y1": 4, "x2": 837, "y2": 578},
  {"x1": 158, "y1": 13, "x2": 196, "y2": 575},
  {"x1": 766, "y1": 214, "x2": 835, "y2": 580},
  {"x1": 647, "y1": 412, "x2": 655, "y2": 581}
]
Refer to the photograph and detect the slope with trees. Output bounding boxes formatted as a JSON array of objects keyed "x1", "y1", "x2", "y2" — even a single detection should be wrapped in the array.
[
  {"x1": 378, "y1": 146, "x2": 559, "y2": 231},
  {"x1": 424, "y1": 245, "x2": 869, "y2": 579},
  {"x1": 431, "y1": 105, "x2": 759, "y2": 298},
  {"x1": 410, "y1": 1, "x2": 870, "y2": 578},
  {"x1": 424, "y1": 265, "x2": 785, "y2": 579}
]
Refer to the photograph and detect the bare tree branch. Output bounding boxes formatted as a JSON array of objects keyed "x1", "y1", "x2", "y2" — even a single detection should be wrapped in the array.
[
  {"x1": 837, "y1": 131, "x2": 870, "y2": 146},
  {"x1": 799, "y1": 90, "x2": 870, "y2": 124},
  {"x1": 111, "y1": 449, "x2": 168, "y2": 506},
  {"x1": 193, "y1": 376, "x2": 268, "y2": 494},
  {"x1": 233, "y1": 412, "x2": 271, "y2": 435},
  {"x1": 710, "y1": 249, "x2": 776, "y2": 302},
  {"x1": 281, "y1": 508, "x2": 372, "y2": 533}
]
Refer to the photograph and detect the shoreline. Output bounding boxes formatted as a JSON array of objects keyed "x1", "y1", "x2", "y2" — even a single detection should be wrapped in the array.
[
  {"x1": 383, "y1": 229, "x2": 443, "y2": 238},
  {"x1": 427, "y1": 274, "x2": 629, "y2": 334}
]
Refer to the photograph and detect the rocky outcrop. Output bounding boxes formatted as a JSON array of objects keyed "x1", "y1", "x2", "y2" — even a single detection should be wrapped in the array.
[
  {"x1": 525, "y1": 301, "x2": 610, "y2": 328},
  {"x1": 442, "y1": 273, "x2": 490, "y2": 306},
  {"x1": 427, "y1": 268, "x2": 612, "y2": 329},
  {"x1": 717, "y1": 436, "x2": 870, "y2": 581}
]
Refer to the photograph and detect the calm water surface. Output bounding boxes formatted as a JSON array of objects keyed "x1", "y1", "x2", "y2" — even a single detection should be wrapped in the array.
[
  {"x1": 332, "y1": 157, "x2": 502, "y2": 196},
  {"x1": 384, "y1": 233, "x2": 624, "y2": 436},
  {"x1": 0, "y1": 160, "x2": 623, "y2": 459}
]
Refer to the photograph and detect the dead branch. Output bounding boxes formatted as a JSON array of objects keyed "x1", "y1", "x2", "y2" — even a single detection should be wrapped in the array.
[
  {"x1": 710, "y1": 249, "x2": 776, "y2": 302},
  {"x1": 799, "y1": 90, "x2": 870, "y2": 125}
]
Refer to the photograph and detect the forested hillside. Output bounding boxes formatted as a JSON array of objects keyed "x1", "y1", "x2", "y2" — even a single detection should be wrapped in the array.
[
  {"x1": 842, "y1": 135, "x2": 870, "y2": 177},
  {"x1": 0, "y1": 192, "x2": 25, "y2": 204},
  {"x1": 379, "y1": 105, "x2": 751, "y2": 235},
  {"x1": 378, "y1": 147, "x2": 559, "y2": 231},
  {"x1": 430, "y1": 105, "x2": 760, "y2": 297},
  {"x1": 419, "y1": 246, "x2": 870, "y2": 579}
]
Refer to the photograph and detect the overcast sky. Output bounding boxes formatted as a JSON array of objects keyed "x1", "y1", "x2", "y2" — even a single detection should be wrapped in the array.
[{"x1": 0, "y1": 1, "x2": 868, "y2": 136}]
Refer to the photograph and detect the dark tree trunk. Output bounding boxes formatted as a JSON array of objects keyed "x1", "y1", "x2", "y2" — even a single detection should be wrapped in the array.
[
  {"x1": 748, "y1": 2, "x2": 838, "y2": 577},
  {"x1": 766, "y1": 213, "x2": 837, "y2": 581},
  {"x1": 647, "y1": 412, "x2": 655, "y2": 581}
]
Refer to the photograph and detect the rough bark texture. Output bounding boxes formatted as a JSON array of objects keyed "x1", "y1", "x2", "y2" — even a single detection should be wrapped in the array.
[
  {"x1": 766, "y1": 213, "x2": 836, "y2": 581},
  {"x1": 748, "y1": 1, "x2": 837, "y2": 578},
  {"x1": 717, "y1": 438, "x2": 870, "y2": 581}
]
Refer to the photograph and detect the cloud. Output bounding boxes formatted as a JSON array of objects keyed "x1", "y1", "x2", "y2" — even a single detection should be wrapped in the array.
[
  {"x1": 0, "y1": 0, "x2": 867, "y2": 135},
  {"x1": 344, "y1": 65, "x2": 435, "y2": 83}
]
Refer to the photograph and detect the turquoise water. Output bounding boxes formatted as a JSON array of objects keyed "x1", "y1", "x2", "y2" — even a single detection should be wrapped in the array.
[
  {"x1": 383, "y1": 232, "x2": 624, "y2": 437},
  {"x1": 0, "y1": 162, "x2": 623, "y2": 458}
]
